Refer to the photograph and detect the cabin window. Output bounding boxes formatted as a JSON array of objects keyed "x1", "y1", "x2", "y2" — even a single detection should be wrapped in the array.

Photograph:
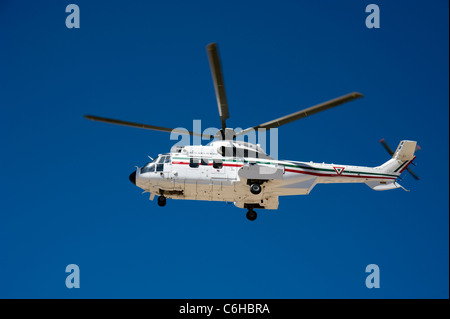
[
  {"x1": 189, "y1": 158, "x2": 199, "y2": 168},
  {"x1": 164, "y1": 156, "x2": 171, "y2": 163},
  {"x1": 213, "y1": 159, "x2": 223, "y2": 169},
  {"x1": 201, "y1": 158, "x2": 209, "y2": 166},
  {"x1": 156, "y1": 164, "x2": 164, "y2": 172}
]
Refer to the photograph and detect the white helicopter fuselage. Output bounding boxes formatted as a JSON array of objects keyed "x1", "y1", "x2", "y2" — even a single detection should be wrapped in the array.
[
  {"x1": 86, "y1": 43, "x2": 419, "y2": 220},
  {"x1": 133, "y1": 140, "x2": 416, "y2": 211}
]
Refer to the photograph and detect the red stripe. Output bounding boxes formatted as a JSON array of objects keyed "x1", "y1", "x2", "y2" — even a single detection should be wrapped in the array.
[
  {"x1": 223, "y1": 163, "x2": 243, "y2": 167},
  {"x1": 284, "y1": 168, "x2": 396, "y2": 180},
  {"x1": 399, "y1": 156, "x2": 416, "y2": 173},
  {"x1": 173, "y1": 162, "x2": 395, "y2": 180}
]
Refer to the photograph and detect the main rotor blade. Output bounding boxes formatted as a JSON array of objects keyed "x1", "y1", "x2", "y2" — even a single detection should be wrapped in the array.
[
  {"x1": 84, "y1": 115, "x2": 214, "y2": 139},
  {"x1": 380, "y1": 139, "x2": 395, "y2": 156},
  {"x1": 207, "y1": 43, "x2": 229, "y2": 130},
  {"x1": 236, "y1": 92, "x2": 364, "y2": 136}
]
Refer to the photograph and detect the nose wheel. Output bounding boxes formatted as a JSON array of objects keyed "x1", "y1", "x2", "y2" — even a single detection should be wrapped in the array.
[
  {"x1": 157, "y1": 196, "x2": 167, "y2": 207},
  {"x1": 246, "y1": 209, "x2": 257, "y2": 221}
]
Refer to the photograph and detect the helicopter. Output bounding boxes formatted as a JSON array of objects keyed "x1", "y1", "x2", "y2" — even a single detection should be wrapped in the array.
[{"x1": 85, "y1": 43, "x2": 419, "y2": 221}]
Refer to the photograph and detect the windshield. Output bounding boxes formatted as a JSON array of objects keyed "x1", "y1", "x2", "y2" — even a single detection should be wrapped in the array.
[
  {"x1": 140, "y1": 157, "x2": 157, "y2": 174},
  {"x1": 140, "y1": 163, "x2": 155, "y2": 173},
  {"x1": 140, "y1": 155, "x2": 171, "y2": 174}
]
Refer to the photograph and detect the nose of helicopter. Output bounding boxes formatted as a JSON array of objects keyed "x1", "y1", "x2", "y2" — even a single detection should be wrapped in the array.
[{"x1": 129, "y1": 171, "x2": 136, "y2": 185}]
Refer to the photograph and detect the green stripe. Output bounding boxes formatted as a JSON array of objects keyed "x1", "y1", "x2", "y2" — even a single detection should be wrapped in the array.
[
  {"x1": 173, "y1": 157, "x2": 397, "y2": 178},
  {"x1": 284, "y1": 163, "x2": 397, "y2": 178},
  {"x1": 394, "y1": 161, "x2": 408, "y2": 173}
]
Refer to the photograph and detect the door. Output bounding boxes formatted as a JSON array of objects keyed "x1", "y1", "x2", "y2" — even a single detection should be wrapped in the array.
[
  {"x1": 211, "y1": 158, "x2": 226, "y2": 179},
  {"x1": 155, "y1": 155, "x2": 173, "y2": 179}
]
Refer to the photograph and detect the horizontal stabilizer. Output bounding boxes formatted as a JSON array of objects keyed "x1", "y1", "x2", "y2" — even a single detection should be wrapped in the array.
[{"x1": 365, "y1": 181, "x2": 403, "y2": 191}]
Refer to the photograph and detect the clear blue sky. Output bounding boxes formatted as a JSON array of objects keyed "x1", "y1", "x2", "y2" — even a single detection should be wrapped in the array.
[{"x1": 0, "y1": 0, "x2": 448, "y2": 298}]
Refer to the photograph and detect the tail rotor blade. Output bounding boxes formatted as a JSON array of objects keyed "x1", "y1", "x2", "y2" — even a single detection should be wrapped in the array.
[
  {"x1": 380, "y1": 139, "x2": 395, "y2": 156},
  {"x1": 406, "y1": 167, "x2": 420, "y2": 180}
]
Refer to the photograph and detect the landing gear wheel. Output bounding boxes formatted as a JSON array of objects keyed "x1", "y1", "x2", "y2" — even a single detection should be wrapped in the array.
[
  {"x1": 246, "y1": 209, "x2": 257, "y2": 221},
  {"x1": 157, "y1": 196, "x2": 167, "y2": 207},
  {"x1": 250, "y1": 183, "x2": 262, "y2": 195}
]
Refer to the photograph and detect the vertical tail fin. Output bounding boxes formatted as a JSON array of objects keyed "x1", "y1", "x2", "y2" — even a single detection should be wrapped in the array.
[{"x1": 376, "y1": 140, "x2": 417, "y2": 176}]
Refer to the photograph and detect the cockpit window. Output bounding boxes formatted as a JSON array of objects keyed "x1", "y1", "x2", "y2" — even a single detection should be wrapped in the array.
[
  {"x1": 158, "y1": 156, "x2": 166, "y2": 163},
  {"x1": 164, "y1": 156, "x2": 171, "y2": 163},
  {"x1": 140, "y1": 163, "x2": 155, "y2": 174},
  {"x1": 140, "y1": 157, "x2": 158, "y2": 173}
]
